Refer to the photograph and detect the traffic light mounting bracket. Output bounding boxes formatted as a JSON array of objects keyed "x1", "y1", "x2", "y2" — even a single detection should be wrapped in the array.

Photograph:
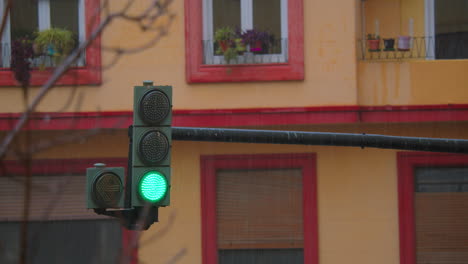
[{"x1": 93, "y1": 207, "x2": 159, "y2": 230}]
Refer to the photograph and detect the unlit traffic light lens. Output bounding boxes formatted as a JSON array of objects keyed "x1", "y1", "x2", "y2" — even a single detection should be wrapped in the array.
[
  {"x1": 139, "y1": 90, "x2": 170, "y2": 125},
  {"x1": 93, "y1": 172, "x2": 123, "y2": 208},
  {"x1": 138, "y1": 130, "x2": 169, "y2": 165},
  {"x1": 139, "y1": 171, "x2": 168, "y2": 202}
]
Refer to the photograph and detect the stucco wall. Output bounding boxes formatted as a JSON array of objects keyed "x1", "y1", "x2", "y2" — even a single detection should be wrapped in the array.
[{"x1": 0, "y1": 0, "x2": 358, "y2": 113}]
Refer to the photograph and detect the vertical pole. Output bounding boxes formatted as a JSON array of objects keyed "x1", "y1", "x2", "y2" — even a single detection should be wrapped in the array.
[{"x1": 125, "y1": 125, "x2": 133, "y2": 209}]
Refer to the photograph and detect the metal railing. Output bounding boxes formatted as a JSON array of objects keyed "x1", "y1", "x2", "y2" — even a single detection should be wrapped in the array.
[
  {"x1": 1, "y1": 42, "x2": 10, "y2": 68},
  {"x1": 0, "y1": 42, "x2": 85, "y2": 68},
  {"x1": 358, "y1": 34, "x2": 468, "y2": 61},
  {"x1": 203, "y1": 38, "x2": 288, "y2": 65}
]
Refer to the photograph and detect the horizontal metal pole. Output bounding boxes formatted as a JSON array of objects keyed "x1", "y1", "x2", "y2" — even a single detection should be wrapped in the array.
[{"x1": 172, "y1": 127, "x2": 468, "y2": 154}]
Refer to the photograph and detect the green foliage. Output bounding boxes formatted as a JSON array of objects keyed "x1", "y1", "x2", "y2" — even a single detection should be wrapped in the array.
[
  {"x1": 367, "y1": 34, "x2": 380, "y2": 40},
  {"x1": 34, "y1": 28, "x2": 76, "y2": 65},
  {"x1": 221, "y1": 47, "x2": 238, "y2": 62},
  {"x1": 214, "y1": 26, "x2": 236, "y2": 42},
  {"x1": 214, "y1": 27, "x2": 245, "y2": 63}
]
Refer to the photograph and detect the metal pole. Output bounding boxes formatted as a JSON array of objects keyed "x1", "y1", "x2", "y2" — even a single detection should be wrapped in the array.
[{"x1": 172, "y1": 127, "x2": 468, "y2": 154}]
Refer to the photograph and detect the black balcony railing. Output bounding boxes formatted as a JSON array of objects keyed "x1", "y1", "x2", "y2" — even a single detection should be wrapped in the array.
[{"x1": 358, "y1": 33, "x2": 468, "y2": 61}]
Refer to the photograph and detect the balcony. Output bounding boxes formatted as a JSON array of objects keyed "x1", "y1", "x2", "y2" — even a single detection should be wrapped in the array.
[
  {"x1": 358, "y1": 34, "x2": 468, "y2": 61},
  {"x1": 359, "y1": 0, "x2": 468, "y2": 62}
]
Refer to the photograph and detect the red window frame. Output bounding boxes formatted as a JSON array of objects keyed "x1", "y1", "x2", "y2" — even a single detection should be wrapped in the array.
[
  {"x1": 1, "y1": 157, "x2": 137, "y2": 264},
  {"x1": 0, "y1": 0, "x2": 101, "y2": 87},
  {"x1": 397, "y1": 152, "x2": 468, "y2": 264},
  {"x1": 200, "y1": 153, "x2": 318, "y2": 264},
  {"x1": 184, "y1": 0, "x2": 304, "y2": 83}
]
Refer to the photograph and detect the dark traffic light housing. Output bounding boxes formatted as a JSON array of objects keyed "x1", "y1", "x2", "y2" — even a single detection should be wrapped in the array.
[
  {"x1": 85, "y1": 81, "x2": 172, "y2": 230},
  {"x1": 132, "y1": 82, "x2": 172, "y2": 207},
  {"x1": 86, "y1": 163, "x2": 125, "y2": 209}
]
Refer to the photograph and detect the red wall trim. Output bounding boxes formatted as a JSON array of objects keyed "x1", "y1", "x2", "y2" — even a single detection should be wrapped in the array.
[
  {"x1": 184, "y1": 0, "x2": 304, "y2": 83},
  {"x1": 0, "y1": 0, "x2": 101, "y2": 87},
  {"x1": 200, "y1": 153, "x2": 318, "y2": 264},
  {"x1": 397, "y1": 152, "x2": 468, "y2": 264},
  {"x1": 0, "y1": 157, "x2": 136, "y2": 264},
  {"x1": 1, "y1": 104, "x2": 468, "y2": 131}
]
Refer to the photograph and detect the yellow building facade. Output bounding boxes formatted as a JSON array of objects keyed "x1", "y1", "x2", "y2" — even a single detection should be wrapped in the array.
[{"x1": 1, "y1": 0, "x2": 468, "y2": 264}]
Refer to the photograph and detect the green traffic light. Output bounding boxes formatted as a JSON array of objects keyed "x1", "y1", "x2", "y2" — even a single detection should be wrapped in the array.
[{"x1": 139, "y1": 171, "x2": 168, "y2": 202}]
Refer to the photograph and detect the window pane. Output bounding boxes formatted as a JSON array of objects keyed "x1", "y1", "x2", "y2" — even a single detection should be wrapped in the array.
[
  {"x1": 0, "y1": 220, "x2": 122, "y2": 264},
  {"x1": 253, "y1": 0, "x2": 281, "y2": 39},
  {"x1": 435, "y1": 0, "x2": 468, "y2": 59},
  {"x1": 50, "y1": 0, "x2": 79, "y2": 36},
  {"x1": 10, "y1": 0, "x2": 38, "y2": 39},
  {"x1": 253, "y1": 0, "x2": 282, "y2": 54},
  {"x1": 213, "y1": 0, "x2": 241, "y2": 33}
]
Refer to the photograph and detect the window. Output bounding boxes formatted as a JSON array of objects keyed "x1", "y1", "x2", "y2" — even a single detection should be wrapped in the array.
[
  {"x1": 0, "y1": 0, "x2": 101, "y2": 86},
  {"x1": 1, "y1": 0, "x2": 84, "y2": 68},
  {"x1": 0, "y1": 158, "x2": 134, "y2": 264},
  {"x1": 201, "y1": 154, "x2": 317, "y2": 264},
  {"x1": 425, "y1": 0, "x2": 468, "y2": 59},
  {"x1": 398, "y1": 153, "x2": 468, "y2": 264},
  {"x1": 185, "y1": 0, "x2": 304, "y2": 83},
  {"x1": 203, "y1": 0, "x2": 288, "y2": 65}
]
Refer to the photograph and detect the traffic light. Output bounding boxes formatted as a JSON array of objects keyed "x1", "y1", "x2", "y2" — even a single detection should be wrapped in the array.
[
  {"x1": 86, "y1": 163, "x2": 125, "y2": 209},
  {"x1": 131, "y1": 81, "x2": 172, "y2": 207}
]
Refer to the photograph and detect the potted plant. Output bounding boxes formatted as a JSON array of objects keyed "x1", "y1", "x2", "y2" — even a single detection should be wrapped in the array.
[
  {"x1": 398, "y1": 35, "x2": 411, "y2": 51},
  {"x1": 10, "y1": 37, "x2": 34, "y2": 87},
  {"x1": 383, "y1": 38, "x2": 395, "y2": 51},
  {"x1": 214, "y1": 27, "x2": 245, "y2": 63},
  {"x1": 214, "y1": 27, "x2": 236, "y2": 52},
  {"x1": 367, "y1": 34, "x2": 380, "y2": 51},
  {"x1": 34, "y1": 27, "x2": 75, "y2": 66},
  {"x1": 241, "y1": 29, "x2": 274, "y2": 54}
]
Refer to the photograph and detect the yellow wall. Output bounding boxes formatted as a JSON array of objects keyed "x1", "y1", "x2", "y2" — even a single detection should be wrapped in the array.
[
  {"x1": 358, "y1": 60, "x2": 468, "y2": 105},
  {"x1": 363, "y1": 0, "x2": 424, "y2": 37},
  {"x1": 400, "y1": 0, "x2": 425, "y2": 36},
  {"x1": 364, "y1": 0, "x2": 401, "y2": 38},
  {"x1": 20, "y1": 122, "x2": 468, "y2": 264},
  {"x1": 0, "y1": 0, "x2": 359, "y2": 114}
]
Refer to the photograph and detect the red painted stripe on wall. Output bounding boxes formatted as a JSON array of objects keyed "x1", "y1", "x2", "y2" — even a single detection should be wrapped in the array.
[{"x1": 1, "y1": 104, "x2": 468, "y2": 131}]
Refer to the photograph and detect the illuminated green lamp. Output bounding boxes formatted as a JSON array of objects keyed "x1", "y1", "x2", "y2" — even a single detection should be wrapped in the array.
[{"x1": 138, "y1": 171, "x2": 168, "y2": 203}]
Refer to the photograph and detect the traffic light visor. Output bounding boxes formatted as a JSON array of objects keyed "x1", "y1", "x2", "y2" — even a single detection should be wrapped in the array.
[{"x1": 139, "y1": 171, "x2": 168, "y2": 202}]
